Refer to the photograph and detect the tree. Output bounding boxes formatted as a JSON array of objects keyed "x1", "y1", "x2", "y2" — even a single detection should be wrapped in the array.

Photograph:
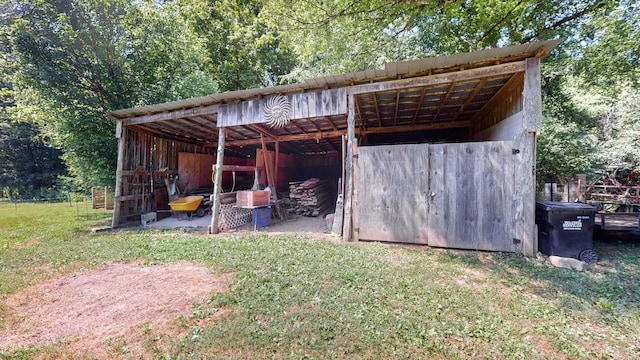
[
  {"x1": 2, "y1": 0, "x2": 218, "y2": 189},
  {"x1": 0, "y1": 119, "x2": 67, "y2": 198},
  {"x1": 182, "y1": 0, "x2": 297, "y2": 91},
  {"x1": 573, "y1": 1, "x2": 640, "y2": 90},
  {"x1": 262, "y1": 0, "x2": 618, "y2": 80},
  {"x1": 0, "y1": 8, "x2": 66, "y2": 198},
  {"x1": 536, "y1": 73, "x2": 600, "y2": 184}
]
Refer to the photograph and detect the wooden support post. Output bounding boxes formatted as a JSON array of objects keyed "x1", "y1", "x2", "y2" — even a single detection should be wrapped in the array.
[
  {"x1": 515, "y1": 57, "x2": 542, "y2": 256},
  {"x1": 342, "y1": 95, "x2": 356, "y2": 241},
  {"x1": 274, "y1": 140, "x2": 280, "y2": 193},
  {"x1": 112, "y1": 121, "x2": 126, "y2": 228},
  {"x1": 260, "y1": 134, "x2": 275, "y2": 194},
  {"x1": 210, "y1": 128, "x2": 226, "y2": 234},
  {"x1": 352, "y1": 145, "x2": 359, "y2": 242}
]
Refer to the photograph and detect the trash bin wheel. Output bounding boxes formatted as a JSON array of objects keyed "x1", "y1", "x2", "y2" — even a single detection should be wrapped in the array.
[{"x1": 579, "y1": 249, "x2": 598, "y2": 264}]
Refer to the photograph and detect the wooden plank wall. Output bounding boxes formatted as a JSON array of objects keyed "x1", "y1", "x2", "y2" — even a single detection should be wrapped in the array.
[
  {"x1": 357, "y1": 144, "x2": 430, "y2": 244},
  {"x1": 474, "y1": 77, "x2": 524, "y2": 135},
  {"x1": 218, "y1": 88, "x2": 347, "y2": 127},
  {"x1": 256, "y1": 149, "x2": 294, "y2": 191},
  {"x1": 178, "y1": 152, "x2": 216, "y2": 190},
  {"x1": 427, "y1": 141, "x2": 516, "y2": 252},
  {"x1": 178, "y1": 152, "x2": 255, "y2": 193},
  {"x1": 114, "y1": 127, "x2": 215, "y2": 225},
  {"x1": 474, "y1": 112, "x2": 523, "y2": 141}
]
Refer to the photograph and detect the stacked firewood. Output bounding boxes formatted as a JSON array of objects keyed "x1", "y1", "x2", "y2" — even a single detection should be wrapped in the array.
[{"x1": 288, "y1": 178, "x2": 333, "y2": 217}]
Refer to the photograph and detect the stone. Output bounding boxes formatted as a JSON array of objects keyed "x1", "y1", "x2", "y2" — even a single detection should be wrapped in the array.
[{"x1": 547, "y1": 255, "x2": 588, "y2": 272}]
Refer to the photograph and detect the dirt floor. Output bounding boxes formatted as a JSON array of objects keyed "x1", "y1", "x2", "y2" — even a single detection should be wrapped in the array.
[
  {"x1": 235, "y1": 213, "x2": 333, "y2": 234},
  {"x1": 147, "y1": 212, "x2": 334, "y2": 236},
  {"x1": 0, "y1": 262, "x2": 232, "y2": 358}
]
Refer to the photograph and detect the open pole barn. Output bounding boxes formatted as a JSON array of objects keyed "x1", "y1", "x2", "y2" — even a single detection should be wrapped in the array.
[{"x1": 107, "y1": 40, "x2": 559, "y2": 256}]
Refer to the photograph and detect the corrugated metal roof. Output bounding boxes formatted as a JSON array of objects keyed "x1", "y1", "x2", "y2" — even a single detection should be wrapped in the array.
[{"x1": 107, "y1": 39, "x2": 561, "y2": 119}]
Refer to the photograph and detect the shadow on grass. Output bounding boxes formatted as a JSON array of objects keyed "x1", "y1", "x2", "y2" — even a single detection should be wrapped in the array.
[{"x1": 453, "y1": 230, "x2": 640, "y2": 316}]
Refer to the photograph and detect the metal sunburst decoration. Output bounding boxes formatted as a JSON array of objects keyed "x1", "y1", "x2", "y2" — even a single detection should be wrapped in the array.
[{"x1": 264, "y1": 95, "x2": 291, "y2": 128}]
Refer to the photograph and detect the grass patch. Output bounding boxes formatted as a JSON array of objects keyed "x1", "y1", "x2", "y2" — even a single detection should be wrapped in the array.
[{"x1": 1, "y1": 202, "x2": 639, "y2": 359}]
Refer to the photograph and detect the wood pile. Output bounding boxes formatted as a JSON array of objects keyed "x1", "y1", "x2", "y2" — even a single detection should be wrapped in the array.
[{"x1": 289, "y1": 178, "x2": 334, "y2": 217}]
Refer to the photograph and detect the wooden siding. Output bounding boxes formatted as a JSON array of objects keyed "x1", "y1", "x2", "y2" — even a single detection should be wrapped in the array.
[
  {"x1": 256, "y1": 148, "x2": 294, "y2": 191},
  {"x1": 357, "y1": 144, "x2": 430, "y2": 244},
  {"x1": 178, "y1": 152, "x2": 216, "y2": 190},
  {"x1": 474, "y1": 111, "x2": 523, "y2": 141},
  {"x1": 218, "y1": 88, "x2": 347, "y2": 127},
  {"x1": 472, "y1": 73, "x2": 524, "y2": 134},
  {"x1": 113, "y1": 127, "x2": 215, "y2": 226}
]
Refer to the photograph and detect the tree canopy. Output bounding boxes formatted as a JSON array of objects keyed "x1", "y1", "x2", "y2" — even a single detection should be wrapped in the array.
[{"x1": 0, "y1": 0, "x2": 638, "y2": 194}]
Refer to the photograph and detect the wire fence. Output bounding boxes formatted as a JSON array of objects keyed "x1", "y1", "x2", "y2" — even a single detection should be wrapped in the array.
[{"x1": 0, "y1": 193, "x2": 113, "y2": 223}]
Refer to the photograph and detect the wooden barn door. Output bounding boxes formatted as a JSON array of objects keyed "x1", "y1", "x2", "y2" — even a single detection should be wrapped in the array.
[
  {"x1": 427, "y1": 141, "x2": 515, "y2": 251},
  {"x1": 357, "y1": 144, "x2": 430, "y2": 244},
  {"x1": 356, "y1": 141, "x2": 515, "y2": 251}
]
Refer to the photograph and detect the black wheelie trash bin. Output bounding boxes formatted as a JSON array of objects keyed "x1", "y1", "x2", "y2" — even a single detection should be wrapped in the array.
[{"x1": 535, "y1": 201, "x2": 598, "y2": 263}]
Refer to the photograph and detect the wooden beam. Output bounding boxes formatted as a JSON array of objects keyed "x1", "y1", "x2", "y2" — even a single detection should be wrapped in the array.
[
  {"x1": 355, "y1": 97, "x2": 368, "y2": 131},
  {"x1": 323, "y1": 116, "x2": 339, "y2": 131},
  {"x1": 248, "y1": 123, "x2": 278, "y2": 141},
  {"x1": 112, "y1": 123, "x2": 127, "y2": 227},
  {"x1": 260, "y1": 134, "x2": 275, "y2": 190},
  {"x1": 120, "y1": 104, "x2": 219, "y2": 125},
  {"x1": 372, "y1": 93, "x2": 382, "y2": 127},
  {"x1": 432, "y1": 82, "x2": 456, "y2": 122},
  {"x1": 210, "y1": 128, "x2": 226, "y2": 234},
  {"x1": 114, "y1": 194, "x2": 151, "y2": 202},
  {"x1": 275, "y1": 140, "x2": 280, "y2": 189},
  {"x1": 128, "y1": 124, "x2": 215, "y2": 148},
  {"x1": 223, "y1": 120, "x2": 473, "y2": 147},
  {"x1": 349, "y1": 61, "x2": 525, "y2": 95},
  {"x1": 411, "y1": 87, "x2": 428, "y2": 124},
  {"x1": 343, "y1": 94, "x2": 356, "y2": 241},
  {"x1": 223, "y1": 126, "x2": 249, "y2": 141},
  {"x1": 362, "y1": 120, "x2": 472, "y2": 135},
  {"x1": 523, "y1": 57, "x2": 542, "y2": 132},
  {"x1": 393, "y1": 90, "x2": 401, "y2": 126},
  {"x1": 453, "y1": 78, "x2": 487, "y2": 121},
  {"x1": 517, "y1": 57, "x2": 542, "y2": 256},
  {"x1": 221, "y1": 165, "x2": 256, "y2": 172},
  {"x1": 470, "y1": 72, "x2": 524, "y2": 129},
  {"x1": 308, "y1": 118, "x2": 339, "y2": 152}
]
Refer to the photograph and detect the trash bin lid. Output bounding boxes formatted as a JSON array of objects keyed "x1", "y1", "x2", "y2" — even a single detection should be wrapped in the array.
[{"x1": 536, "y1": 201, "x2": 597, "y2": 211}]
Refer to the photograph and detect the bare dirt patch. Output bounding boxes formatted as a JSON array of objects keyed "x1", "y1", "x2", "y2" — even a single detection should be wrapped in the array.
[{"x1": 0, "y1": 262, "x2": 231, "y2": 358}]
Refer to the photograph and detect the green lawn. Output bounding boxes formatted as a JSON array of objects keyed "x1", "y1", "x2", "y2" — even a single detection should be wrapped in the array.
[{"x1": 1, "y1": 201, "x2": 639, "y2": 359}]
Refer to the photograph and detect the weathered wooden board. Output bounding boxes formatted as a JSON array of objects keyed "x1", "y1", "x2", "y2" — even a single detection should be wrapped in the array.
[
  {"x1": 218, "y1": 88, "x2": 347, "y2": 127},
  {"x1": 178, "y1": 152, "x2": 216, "y2": 190},
  {"x1": 256, "y1": 148, "x2": 294, "y2": 191},
  {"x1": 357, "y1": 144, "x2": 430, "y2": 244},
  {"x1": 427, "y1": 141, "x2": 515, "y2": 251},
  {"x1": 513, "y1": 130, "x2": 537, "y2": 256},
  {"x1": 523, "y1": 57, "x2": 542, "y2": 132}
]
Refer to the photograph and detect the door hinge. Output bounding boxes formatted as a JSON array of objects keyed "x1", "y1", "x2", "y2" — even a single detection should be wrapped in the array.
[
  {"x1": 354, "y1": 228, "x2": 359, "y2": 233},
  {"x1": 353, "y1": 154, "x2": 359, "y2": 159}
]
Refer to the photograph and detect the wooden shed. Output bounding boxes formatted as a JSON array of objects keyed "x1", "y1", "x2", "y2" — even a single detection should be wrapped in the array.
[{"x1": 107, "y1": 40, "x2": 560, "y2": 256}]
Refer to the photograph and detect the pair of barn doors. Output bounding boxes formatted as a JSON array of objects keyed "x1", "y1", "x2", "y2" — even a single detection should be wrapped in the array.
[{"x1": 356, "y1": 141, "x2": 518, "y2": 252}]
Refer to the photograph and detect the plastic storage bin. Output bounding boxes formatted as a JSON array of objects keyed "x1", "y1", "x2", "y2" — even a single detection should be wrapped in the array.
[
  {"x1": 252, "y1": 207, "x2": 272, "y2": 227},
  {"x1": 535, "y1": 201, "x2": 598, "y2": 263}
]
